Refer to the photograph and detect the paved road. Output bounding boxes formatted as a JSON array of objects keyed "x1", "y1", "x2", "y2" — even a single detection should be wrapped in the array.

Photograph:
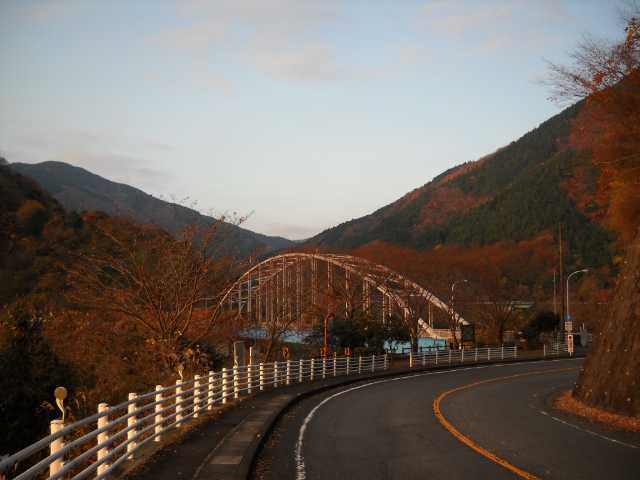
[{"x1": 252, "y1": 359, "x2": 640, "y2": 480}]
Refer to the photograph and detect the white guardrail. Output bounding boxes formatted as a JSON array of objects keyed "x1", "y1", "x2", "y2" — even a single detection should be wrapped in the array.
[
  {"x1": 0, "y1": 354, "x2": 388, "y2": 480},
  {"x1": 408, "y1": 343, "x2": 569, "y2": 368}
]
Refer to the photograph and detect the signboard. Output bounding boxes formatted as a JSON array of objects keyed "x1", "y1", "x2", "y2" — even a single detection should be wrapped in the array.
[
  {"x1": 567, "y1": 334, "x2": 574, "y2": 356},
  {"x1": 565, "y1": 318, "x2": 573, "y2": 333},
  {"x1": 461, "y1": 324, "x2": 475, "y2": 343}
]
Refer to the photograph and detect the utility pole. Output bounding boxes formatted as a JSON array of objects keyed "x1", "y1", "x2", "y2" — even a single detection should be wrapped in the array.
[
  {"x1": 553, "y1": 270, "x2": 557, "y2": 315},
  {"x1": 558, "y1": 223, "x2": 565, "y2": 340}
]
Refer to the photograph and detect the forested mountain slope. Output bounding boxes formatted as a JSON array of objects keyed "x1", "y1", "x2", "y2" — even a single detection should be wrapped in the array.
[
  {"x1": 9, "y1": 161, "x2": 293, "y2": 256},
  {"x1": 309, "y1": 102, "x2": 614, "y2": 269}
]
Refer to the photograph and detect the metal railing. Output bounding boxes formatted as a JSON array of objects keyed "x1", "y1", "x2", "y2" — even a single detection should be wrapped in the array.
[
  {"x1": 0, "y1": 353, "x2": 388, "y2": 480},
  {"x1": 408, "y1": 343, "x2": 570, "y2": 368}
]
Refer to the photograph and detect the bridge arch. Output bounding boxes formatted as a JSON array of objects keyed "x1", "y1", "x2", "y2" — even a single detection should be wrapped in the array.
[{"x1": 214, "y1": 253, "x2": 464, "y2": 338}]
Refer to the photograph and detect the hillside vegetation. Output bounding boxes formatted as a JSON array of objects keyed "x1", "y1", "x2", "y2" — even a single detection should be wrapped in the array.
[{"x1": 310, "y1": 103, "x2": 614, "y2": 272}]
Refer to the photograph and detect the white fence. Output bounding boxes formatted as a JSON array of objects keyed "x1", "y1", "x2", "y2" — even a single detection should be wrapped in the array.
[
  {"x1": 0, "y1": 354, "x2": 388, "y2": 480},
  {"x1": 408, "y1": 343, "x2": 569, "y2": 368}
]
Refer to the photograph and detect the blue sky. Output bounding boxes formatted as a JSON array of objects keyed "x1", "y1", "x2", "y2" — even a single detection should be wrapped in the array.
[{"x1": 0, "y1": 0, "x2": 628, "y2": 239}]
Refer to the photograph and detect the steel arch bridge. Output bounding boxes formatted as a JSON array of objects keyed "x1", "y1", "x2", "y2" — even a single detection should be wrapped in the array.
[{"x1": 215, "y1": 253, "x2": 464, "y2": 338}]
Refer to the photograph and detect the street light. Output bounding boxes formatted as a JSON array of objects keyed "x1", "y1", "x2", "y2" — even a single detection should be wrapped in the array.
[
  {"x1": 450, "y1": 280, "x2": 469, "y2": 348},
  {"x1": 566, "y1": 269, "x2": 589, "y2": 333}
]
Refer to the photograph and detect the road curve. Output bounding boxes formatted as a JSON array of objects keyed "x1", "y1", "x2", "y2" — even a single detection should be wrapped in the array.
[{"x1": 251, "y1": 359, "x2": 640, "y2": 480}]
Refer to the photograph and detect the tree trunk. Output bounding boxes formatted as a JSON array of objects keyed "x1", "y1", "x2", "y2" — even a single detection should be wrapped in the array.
[
  {"x1": 411, "y1": 333, "x2": 419, "y2": 353},
  {"x1": 573, "y1": 228, "x2": 640, "y2": 416}
]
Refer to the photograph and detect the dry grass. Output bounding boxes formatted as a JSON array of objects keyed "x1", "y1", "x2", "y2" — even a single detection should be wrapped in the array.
[{"x1": 555, "y1": 390, "x2": 640, "y2": 432}]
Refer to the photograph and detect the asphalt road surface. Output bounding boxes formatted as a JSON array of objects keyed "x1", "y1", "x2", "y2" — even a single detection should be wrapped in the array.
[{"x1": 252, "y1": 358, "x2": 640, "y2": 480}]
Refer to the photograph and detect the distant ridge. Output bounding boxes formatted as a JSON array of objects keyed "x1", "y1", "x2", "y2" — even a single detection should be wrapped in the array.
[{"x1": 9, "y1": 161, "x2": 294, "y2": 256}]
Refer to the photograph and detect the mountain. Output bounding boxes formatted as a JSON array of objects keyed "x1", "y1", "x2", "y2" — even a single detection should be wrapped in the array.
[
  {"x1": 308, "y1": 103, "x2": 615, "y2": 269},
  {"x1": 9, "y1": 161, "x2": 294, "y2": 256}
]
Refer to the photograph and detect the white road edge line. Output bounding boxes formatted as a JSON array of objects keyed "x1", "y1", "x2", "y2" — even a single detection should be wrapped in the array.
[
  {"x1": 538, "y1": 410, "x2": 639, "y2": 449},
  {"x1": 294, "y1": 358, "x2": 581, "y2": 480}
]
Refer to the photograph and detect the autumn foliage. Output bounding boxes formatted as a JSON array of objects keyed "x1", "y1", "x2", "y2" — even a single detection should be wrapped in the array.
[{"x1": 549, "y1": 11, "x2": 640, "y2": 416}]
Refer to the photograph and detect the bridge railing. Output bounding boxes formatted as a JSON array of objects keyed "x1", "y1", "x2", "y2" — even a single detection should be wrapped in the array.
[{"x1": 0, "y1": 353, "x2": 388, "y2": 480}]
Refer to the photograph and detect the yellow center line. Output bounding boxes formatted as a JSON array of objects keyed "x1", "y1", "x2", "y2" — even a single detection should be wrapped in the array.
[{"x1": 433, "y1": 367, "x2": 579, "y2": 480}]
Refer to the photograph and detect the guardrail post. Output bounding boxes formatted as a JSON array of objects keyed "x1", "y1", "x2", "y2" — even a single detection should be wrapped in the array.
[
  {"x1": 422, "y1": 351, "x2": 426, "y2": 367},
  {"x1": 49, "y1": 419, "x2": 65, "y2": 477},
  {"x1": 475, "y1": 347, "x2": 478, "y2": 362},
  {"x1": 259, "y1": 363, "x2": 265, "y2": 391},
  {"x1": 274, "y1": 362, "x2": 279, "y2": 387},
  {"x1": 435, "y1": 348, "x2": 438, "y2": 365},
  {"x1": 127, "y1": 393, "x2": 137, "y2": 459},
  {"x1": 207, "y1": 371, "x2": 215, "y2": 409},
  {"x1": 409, "y1": 351, "x2": 413, "y2": 368},
  {"x1": 501, "y1": 345, "x2": 505, "y2": 360},
  {"x1": 384, "y1": 353, "x2": 389, "y2": 370},
  {"x1": 322, "y1": 357, "x2": 326, "y2": 379},
  {"x1": 299, "y1": 359, "x2": 304, "y2": 382},
  {"x1": 488, "y1": 348, "x2": 491, "y2": 361},
  {"x1": 175, "y1": 380, "x2": 183, "y2": 426},
  {"x1": 346, "y1": 356, "x2": 350, "y2": 375},
  {"x1": 461, "y1": 349, "x2": 465, "y2": 363},
  {"x1": 514, "y1": 345, "x2": 518, "y2": 359},
  {"x1": 372, "y1": 354, "x2": 376, "y2": 372},
  {"x1": 286, "y1": 360, "x2": 292, "y2": 385},
  {"x1": 333, "y1": 354, "x2": 337, "y2": 376},
  {"x1": 448, "y1": 349, "x2": 451, "y2": 365},
  {"x1": 233, "y1": 366, "x2": 240, "y2": 398},
  {"x1": 194, "y1": 374, "x2": 201, "y2": 418},
  {"x1": 310, "y1": 359, "x2": 315, "y2": 381},
  {"x1": 97, "y1": 403, "x2": 110, "y2": 475},
  {"x1": 247, "y1": 365, "x2": 253, "y2": 394},
  {"x1": 222, "y1": 368, "x2": 229, "y2": 403},
  {"x1": 543, "y1": 344, "x2": 546, "y2": 358},
  {"x1": 358, "y1": 355, "x2": 362, "y2": 374},
  {"x1": 154, "y1": 385, "x2": 163, "y2": 442}
]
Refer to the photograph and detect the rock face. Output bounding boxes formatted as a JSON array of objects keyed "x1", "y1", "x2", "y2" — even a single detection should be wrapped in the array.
[{"x1": 574, "y1": 228, "x2": 640, "y2": 416}]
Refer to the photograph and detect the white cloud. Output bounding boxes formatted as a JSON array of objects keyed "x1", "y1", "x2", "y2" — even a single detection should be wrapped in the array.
[
  {"x1": 419, "y1": 0, "x2": 575, "y2": 51},
  {"x1": 19, "y1": 0, "x2": 86, "y2": 21},
  {"x1": 146, "y1": 0, "x2": 349, "y2": 84}
]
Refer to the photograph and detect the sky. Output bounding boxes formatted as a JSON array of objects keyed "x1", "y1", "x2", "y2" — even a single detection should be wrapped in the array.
[{"x1": 0, "y1": 0, "x2": 629, "y2": 240}]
